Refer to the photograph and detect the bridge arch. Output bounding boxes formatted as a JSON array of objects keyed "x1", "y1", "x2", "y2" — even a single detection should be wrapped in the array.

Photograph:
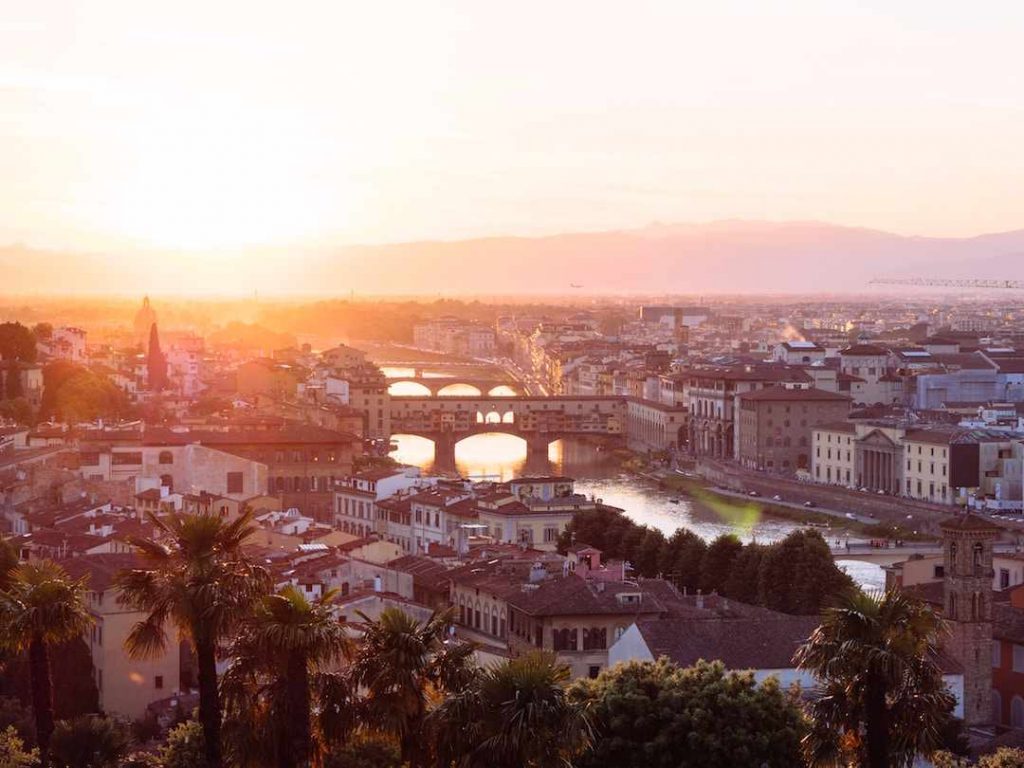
[
  {"x1": 388, "y1": 380, "x2": 432, "y2": 397},
  {"x1": 437, "y1": 382, "x2": 482, "y2": 396}
]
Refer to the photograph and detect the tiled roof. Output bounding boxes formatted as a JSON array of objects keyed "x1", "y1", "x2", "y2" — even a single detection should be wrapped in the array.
[
  {"x1": 840, "y1": 344, "x2": 889, "y2": 356},
  {"x1": 737, "y1": 386, "x2": 851, "y2": 403},
  {"x1": 634, "y1": 615, "x2": 819, "y2": 670},
  {"x1": 939, "y1": 513, "x2": 1003, "y2": 533},
  {"x1": 62, "y1": 553, "x2": 142, "y2": 592}
]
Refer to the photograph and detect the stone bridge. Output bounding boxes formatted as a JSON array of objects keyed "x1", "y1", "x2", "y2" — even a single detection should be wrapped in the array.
[
  {"x1": 389, "y1": 395, "x2": 628, "y2": 471},
  {"x1": 386, "y1": 376, "x2": 519, "y2": 396},
  {"x1": 832, "y1": 541, "x2": 1017, "y2": 566}
]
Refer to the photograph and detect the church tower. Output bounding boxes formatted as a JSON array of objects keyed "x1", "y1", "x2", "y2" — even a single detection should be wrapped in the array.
[
  {"x1": 941, "y1": 513, "x2": 1000, "y2": 727},
  {"x1": 147, "y1": 323, "x2": 169, "y2": 392}
]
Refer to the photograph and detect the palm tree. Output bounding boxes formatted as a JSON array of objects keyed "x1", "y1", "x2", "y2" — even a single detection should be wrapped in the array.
[
  {"x1": 115, "y1": 510, "x2": 270, "y2": 768},
  {"x1": 348, "y1": 607, "x2": 474, "y2": 768},
  {"x1": 431, "y1": 651, "x2": 592, "y2": 768},
  {"x1": 0, "y1": 561, "x2": 93, "y2": 766},
  {"x1": 221, "y1": 586, "x2": 352, "y2": 768},
  {"x1": 795, "y1": 589, "x2": 955, "y2": 768}
]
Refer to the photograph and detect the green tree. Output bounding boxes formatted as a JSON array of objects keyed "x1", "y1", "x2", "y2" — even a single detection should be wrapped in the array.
[
  {"x1": 157, "y1": 720, "x2": 208, "y2": 768},
  {"x1": 31, "y1": 325, "x2": 52, "y2": 343},
  {"x1": 568, "y1": 658, "x2": 804, "y2": 768},
  {"x1": 699, "y1": 534, "x2": 743, "y2": 594},
  {"x1": 348, "y1": 608, "x2": 474, "y2": 768},
  {"x1": 322, "y1": 734, "x2": 401, "y2": 768},
  {"x1": 933, "y1": 749, "x2": 1024, "y2": 768},
  {"x1": 795, "y1": 589, "x2": 955, "y2": 768},
  {"x1": 758, "y1": 529, "x2": 853, "y2": 614},
  {"x1": 0, "y1": 324, "x2": 37, "y2": 363},
  {"x1": 0, "y1": 397, "x2": 33, "y2": 426},
  {"x1": 0, "y1": 562, "x2": 92, "y2": 767},
  {"x1": 431, "y1": 652, "x2": 591, "y2": 768},
  {"x1": 1, "y1": 637, "x2": 100, "y2": 721},
  {"x1": 221, "y1": 586, "x2": 352, "y2": 768},
  {"x1": 4, "y1": 367, "x2": 23, "y2": 400},
  {"x1": 658, "y1": 528, "x2": 707, "y2": 593},
  {"x1": 48, "y1": 716, "x2": 130, "y2": 768},
  {"x1": 0, "y1": 725, "x2": 39, "y2": 768},
  {"x1": 722, "y1": 541, "x2": 766, "y2": 603},
  {"x1": 115, "y1": 512, "x2": 270, "y2": 768}
]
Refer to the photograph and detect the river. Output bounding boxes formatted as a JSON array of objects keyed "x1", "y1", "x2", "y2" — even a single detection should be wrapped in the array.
[{"x1": 388, "y1": 431, "x2": 884, "y2": 589}]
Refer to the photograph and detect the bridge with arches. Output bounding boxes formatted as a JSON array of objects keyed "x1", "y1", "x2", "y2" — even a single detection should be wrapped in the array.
[
  {"x1": 389, "y1": 395, "x2": 627, "y2": 472},
  {"x1": 386, "y1": 376, "x2": 520, "y2": 397}
]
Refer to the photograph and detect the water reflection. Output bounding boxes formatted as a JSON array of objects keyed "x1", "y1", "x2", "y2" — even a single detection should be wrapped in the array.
[
  {"x1": 437, "y1": 383, "x2": 482, "y2": 397},
  {"x1": 388, "y1": 381, "x2": 432, "y2": 397},
  {"x1": 388, "y1": 433, "x2": 882, "y2": 586},
  {"x1": 380, "y1": 367, "x2": 451, "y2": 379}
]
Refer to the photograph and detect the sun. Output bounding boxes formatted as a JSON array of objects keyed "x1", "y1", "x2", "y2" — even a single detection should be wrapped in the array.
[{"x1": 100, "y1": 107, "x2": 343, "y2": 251}]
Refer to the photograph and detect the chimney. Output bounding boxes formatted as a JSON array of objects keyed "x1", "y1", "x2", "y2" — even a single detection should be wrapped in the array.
[{"x1": 696, "y1": 589, "x2": 704, "y2": 610}]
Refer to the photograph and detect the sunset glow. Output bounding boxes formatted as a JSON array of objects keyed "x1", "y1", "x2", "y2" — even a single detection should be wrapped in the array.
[{"x1": 4, "y1": 0, "x2": 1024, "y2": 287}]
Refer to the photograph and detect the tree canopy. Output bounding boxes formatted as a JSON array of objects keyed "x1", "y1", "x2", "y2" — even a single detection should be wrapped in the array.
[
  {"x1": 568, "y1": 658, "x2": 805, "y2": 768},
  {"x1": 39, "y1": 362, "x2": 131, "y2": 424},
  {"x1": 0, "y1": 323, "x2": 36, "y2": 363},
  {"x1": 559, "y1": 507, "x2": 852, "y2": 614}
]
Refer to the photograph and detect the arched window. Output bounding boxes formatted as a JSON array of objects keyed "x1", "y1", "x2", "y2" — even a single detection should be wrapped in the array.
[
  {"x1": 1011, "y1": 695, "x2": 1024, "y2": 728},
  {"x1": 993, "y1": 690, "x2": 1003, "y2": 725},
  {"x1": 158, "y1": 451, "x2": 174, "y2": 465},
  {"x1": 948, "y1": 592, "x2": 957, "y2": 620},
  {"x1": 974, "y1": 542, "x2": 985, "y2": 574},
  {"x1": 160, "y1": 474, "x2": 173, "y2": 490}
]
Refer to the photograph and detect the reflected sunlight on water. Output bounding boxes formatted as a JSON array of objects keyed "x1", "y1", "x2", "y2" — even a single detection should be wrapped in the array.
[
  {"x1": 388, "y1": 433, "x2": 885, "y2": 588},
  {"x1": 388, "y1": 381, "x2": 432, "y2": 396}
]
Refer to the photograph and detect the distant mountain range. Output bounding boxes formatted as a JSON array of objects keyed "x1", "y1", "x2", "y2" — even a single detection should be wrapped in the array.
[{"x1": 4, "y1": 221, "x2": 1024, "y2": 295}]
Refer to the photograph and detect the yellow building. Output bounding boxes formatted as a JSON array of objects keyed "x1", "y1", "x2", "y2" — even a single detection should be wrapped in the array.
[{"x1": 64, "y1": 554, "x2": 180, "y2": 719}]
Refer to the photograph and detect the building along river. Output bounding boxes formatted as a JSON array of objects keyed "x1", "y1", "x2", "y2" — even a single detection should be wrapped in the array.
[{"x1": 388, "y1": 431, "x2": 884, "y2": 590}]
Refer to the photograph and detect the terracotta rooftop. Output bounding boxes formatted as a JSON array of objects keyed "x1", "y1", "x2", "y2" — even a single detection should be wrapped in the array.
[
  {"x1": 632, "y1": 614, "x2": 819, "y2": 670},
  {"x1": 737, "y1": 386, "x2": 851, "y2": 403}
]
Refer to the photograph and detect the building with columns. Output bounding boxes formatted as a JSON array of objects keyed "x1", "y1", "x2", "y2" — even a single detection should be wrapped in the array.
[{"x1": 685, "y1": 366, "x2": 812, "y2": 460}]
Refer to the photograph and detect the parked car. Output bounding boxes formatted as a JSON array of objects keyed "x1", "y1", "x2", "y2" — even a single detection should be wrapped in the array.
[
  {"x1": 748, "y1": 490, "x2": 760, "y2": 497},
  {"x1": 772, "y1": 494, "x2": 783, "y2": 501},
  {"x1": 804, "y1": 500, "x2": 816, "y2": 508}
]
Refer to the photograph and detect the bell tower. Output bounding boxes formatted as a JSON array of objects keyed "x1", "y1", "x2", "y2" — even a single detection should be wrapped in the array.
[{"x1": 941, "y1": 513, "x2": 1000, "y2": 727}]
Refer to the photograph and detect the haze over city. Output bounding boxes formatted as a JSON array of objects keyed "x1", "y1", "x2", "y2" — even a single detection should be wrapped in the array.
[
  {"x1": 5, "y1": 4, "x2": 1024, "y2": 768},
  {"x1": 4, "y1": 1, "x2": 1024, "y2": 295}
]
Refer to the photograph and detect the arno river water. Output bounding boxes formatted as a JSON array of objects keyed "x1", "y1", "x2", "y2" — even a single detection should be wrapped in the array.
[{"x1": 387, "y1": 408, "x2": 884, "y2": 590}]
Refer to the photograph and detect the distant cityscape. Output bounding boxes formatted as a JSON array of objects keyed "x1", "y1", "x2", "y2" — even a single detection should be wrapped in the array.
[{"x1": 2, "y1": 291, "x2": 1024, "y2": 765}]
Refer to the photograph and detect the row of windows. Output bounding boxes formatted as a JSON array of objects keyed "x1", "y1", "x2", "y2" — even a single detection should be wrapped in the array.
[
  {"x1": 766, "y1": 436, "x2": 807, "y2": 448},
  {"x1": 552, "y1": 627, "x2": 608, "y2": 651},
  {"x1": 273, "y1": 475, "x2": 335, "y2": 493}
]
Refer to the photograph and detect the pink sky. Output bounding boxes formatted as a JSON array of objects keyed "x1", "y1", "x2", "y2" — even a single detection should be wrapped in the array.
[{"x1": 2, "y1": 0, "x2": 1024, "y2": 257}]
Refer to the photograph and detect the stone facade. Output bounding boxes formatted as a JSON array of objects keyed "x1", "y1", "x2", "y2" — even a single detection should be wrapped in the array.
[{"x1": 942, "y1": 513, "x2": 1000, "y2": 727}]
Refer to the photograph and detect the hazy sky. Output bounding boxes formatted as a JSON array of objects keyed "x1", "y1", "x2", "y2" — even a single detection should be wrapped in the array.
[{"x1": 3, "y1": 0, "x2": 1024, "y2": 253}]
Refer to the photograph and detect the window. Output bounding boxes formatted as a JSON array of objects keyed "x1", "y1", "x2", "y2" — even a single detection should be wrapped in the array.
[
  {"x1": 158, "y1": 451, "x2": 174, "y2": 465},
  {"x1": 226, "y1": 472, "x2": 244, "y2": 494},
  {"x1": 1013, "y1": 696, "x2": 1024, "y2": 728},
  {"x1": 155, "y1": 675, "x2": 164, "y2": 690},
  {"x1": 1001, "y1": 569, "x2": 1011, "y2": 590},
  {"x1": 588, "y1": 665, "x2": 601, "y2": 679},
  {"x1": 1012, "y1": 644, "x2": 1024, "y2": 673},
  {"x1": 994, "y1": 642, "x2": 1003, "y2": 669}
]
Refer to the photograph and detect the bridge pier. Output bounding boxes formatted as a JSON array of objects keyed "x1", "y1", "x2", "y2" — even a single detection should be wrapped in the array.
[
  {"x1": 523, "y1": 434, "x2": 553, "y2": 476},
  {"x1": 432, "y1": 431, "x2": 458, "y2": 474}
]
